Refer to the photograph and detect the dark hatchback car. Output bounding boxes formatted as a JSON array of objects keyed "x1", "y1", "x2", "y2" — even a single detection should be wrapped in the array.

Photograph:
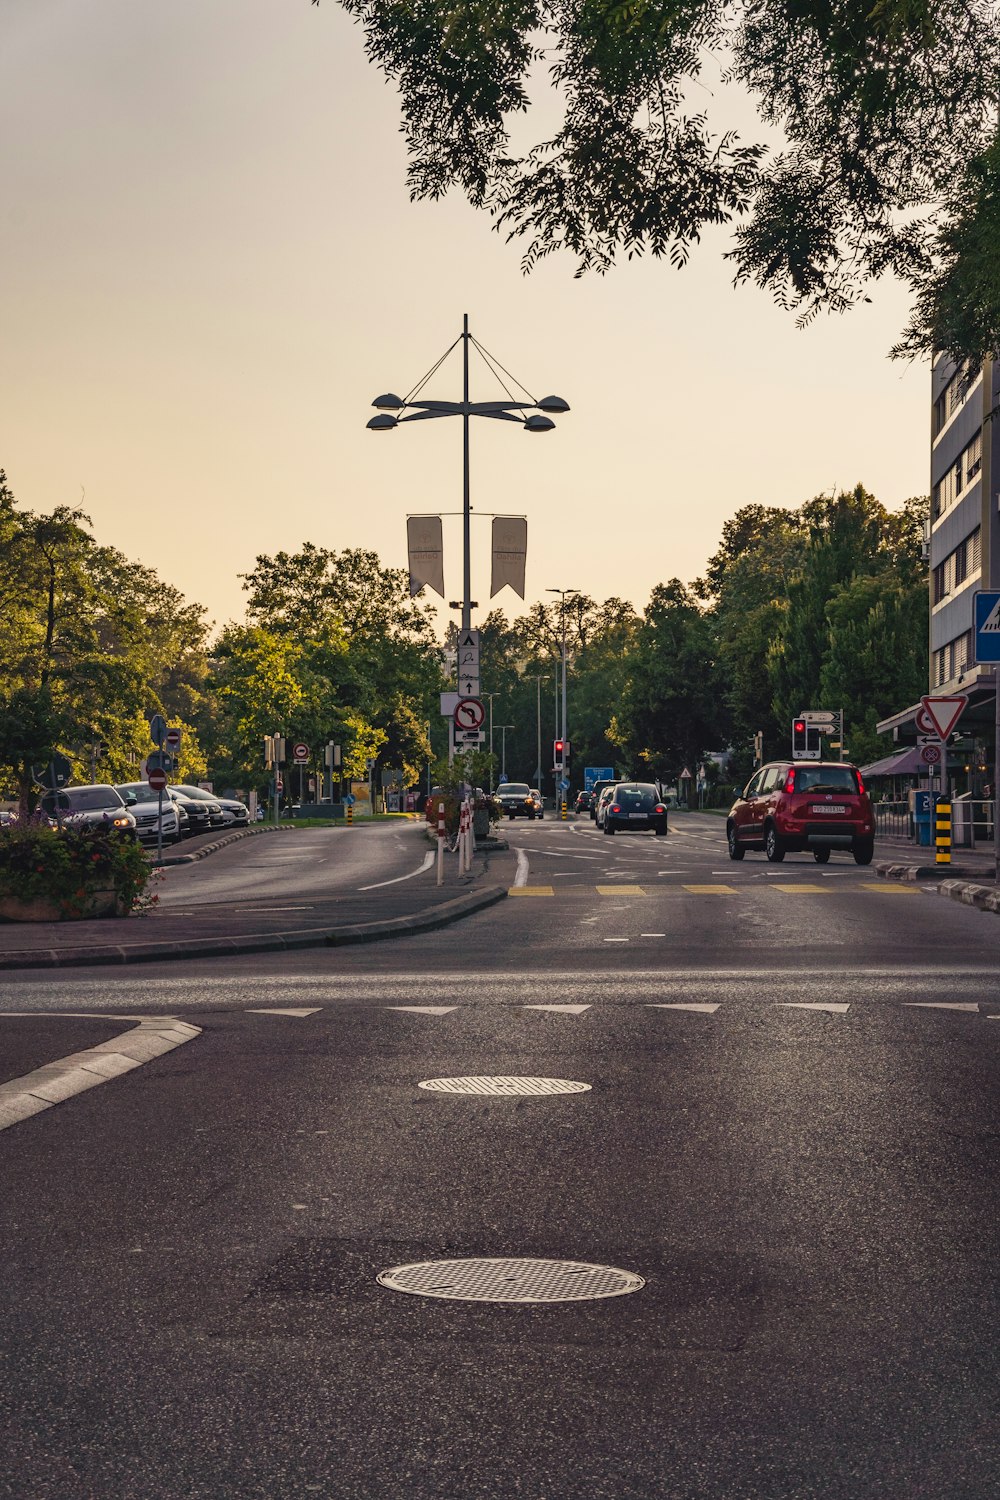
[
  {"x1": 602, "y1": 782, "x2": 669, "y2": 836},
  {"x1": 574, "y1": 790, "x2": 594, "y2": 814},
  {"x1": 167, "y1": 784, "x2": 225, "y2": 837},
  {"x1": 727, "y1": 760, "x2": 875, "y2": 864},
  {"x1": 40, "y1": 784, "x2": 137, "y2": 836},
  {"x1": 588, "y1": 780, "x2": 616, "y2": 819}
]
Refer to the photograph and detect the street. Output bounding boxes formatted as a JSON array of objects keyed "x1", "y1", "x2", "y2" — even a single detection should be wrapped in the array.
[{"x1": 2, "y1": 817, "x2": 999, "y2": 1498}]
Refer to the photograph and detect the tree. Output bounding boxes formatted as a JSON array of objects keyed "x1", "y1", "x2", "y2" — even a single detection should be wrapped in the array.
[{"x1": 320, "y1": 0, "x2": 1000, "y2": 358}]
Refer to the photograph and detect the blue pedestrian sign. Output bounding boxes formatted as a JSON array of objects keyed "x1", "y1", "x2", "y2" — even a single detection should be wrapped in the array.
[
  {"x1": 498, "y1": 773, "x2": 508, "y2": 784},
  {"x1": 974, "y1": 591, "x2": 1000, "y2": 662},
  {"x1": 558, "y1": 777, "x2": 570, "y2": 792}
]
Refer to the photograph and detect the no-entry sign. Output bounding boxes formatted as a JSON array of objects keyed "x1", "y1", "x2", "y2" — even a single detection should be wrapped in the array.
[{"x1": 148, "y1": 767, "x2": 168, "y2": 792}]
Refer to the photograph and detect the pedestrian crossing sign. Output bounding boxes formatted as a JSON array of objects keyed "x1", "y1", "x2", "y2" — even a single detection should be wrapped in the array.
[{"x1": 974, "y1": 590, "x2": 1000, "y2": 662}]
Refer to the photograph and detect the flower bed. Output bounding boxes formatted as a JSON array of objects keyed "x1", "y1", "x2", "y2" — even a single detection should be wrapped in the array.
[{"x1": 0, "y1": 822, "x2": 155, "y2": 922}]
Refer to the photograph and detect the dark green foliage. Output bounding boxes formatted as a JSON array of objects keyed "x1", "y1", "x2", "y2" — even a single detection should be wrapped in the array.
[{"x1": 0, "y1": 822, "x2": 152, "y2": 916}]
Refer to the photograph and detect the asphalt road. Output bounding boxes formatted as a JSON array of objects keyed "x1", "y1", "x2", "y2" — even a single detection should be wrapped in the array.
[{"x1": 2, "y1": 813, "x2": 999, "y2": 1498}]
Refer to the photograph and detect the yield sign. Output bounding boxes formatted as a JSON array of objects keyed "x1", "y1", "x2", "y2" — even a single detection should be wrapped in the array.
[{"x1": 919, "y1": 694, "x2": 967, "y2": 740}]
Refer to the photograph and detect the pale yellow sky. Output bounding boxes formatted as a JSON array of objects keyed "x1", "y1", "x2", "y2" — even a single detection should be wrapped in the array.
[{"x1": 1, "y1": 0, "x2": 928, "y2": 636}]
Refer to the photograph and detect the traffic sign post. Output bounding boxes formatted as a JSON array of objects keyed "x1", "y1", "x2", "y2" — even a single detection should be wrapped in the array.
[
  {"x1": 147, "y1": 767, "x2": 169, "y2": 860},
  {"x1": 149, "y1": 714, "x2": 167, "y2": 748},
  {"x1": 976, "y1": 592, "x2": 1000, "y2": 876},
  {"x1": 165, "y1": 726, "x2": 182, "y2": 753},
  {"x1": 454, "y1": 698, "x2": 485, "y2": 732}
]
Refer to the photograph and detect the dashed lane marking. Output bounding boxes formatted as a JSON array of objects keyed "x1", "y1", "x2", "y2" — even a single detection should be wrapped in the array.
[
  {"x1": 647, "y1": 1003, "x2": 720, "y2": 1014},
  {"x1": 603, "y1": 937, "x2": 629, "y2": 943},
  {"x1": 245, "y1": 1008, "x2": 322, "y2": 1017},
  {"x1": 385, "y1": 1006, "x2": 459, "y2": 1016},
  {"x1": 903, "y1": 1002, "x2": 979, "y2": 1011},
  {"x1": 596, "y1": 885, "x2": 647, "y2": 896},
  {"x1": 509, "y1": 886, "x2": 555, "y2": 897},
  {"x1": 640, "y1": 932, "x2": 666, "y2": 937},
  {"x1": 522, "y1": 1004, "x2": 591, "y2": 1015},
  {"x1": 683, "y1": 884, "x2": 739, "y2": 895},
  {"x1": 779, "y1": 1002, "x2": 850, "y2": 1013},
  {"x1": 769, "y1": 884, "x2": 830, "y2": 894}
]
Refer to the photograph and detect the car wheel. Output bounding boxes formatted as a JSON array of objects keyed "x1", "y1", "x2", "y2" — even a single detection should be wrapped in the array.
[
  {"x1": 727, "y1": 825, "x2": 745, "y2": 861},
  {"x1": 813, "y1": 847, "x2": 831, "y2": 864},
  {"x1": 764, "y1": 823, "x2": 786, "y2": 862},
  {"x1": 852, "y1": 838, "x2": 874, "y2": 866}
]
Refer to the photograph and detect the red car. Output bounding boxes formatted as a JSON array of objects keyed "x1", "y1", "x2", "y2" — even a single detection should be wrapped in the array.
[{"x1": 727, "y1": 760, "x2": 875, "y2": 864}]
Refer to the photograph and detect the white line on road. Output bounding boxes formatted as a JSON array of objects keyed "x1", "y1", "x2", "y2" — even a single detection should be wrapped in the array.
[
  {"x1": 358, "y1": 851, "x2": 435, "y2": 890},
  {"x1": 514, "y1": 847, "x2": 530, "y2": 887}
]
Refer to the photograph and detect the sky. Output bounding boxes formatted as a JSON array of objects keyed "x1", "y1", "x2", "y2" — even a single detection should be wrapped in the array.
[{"x1": 1, "y1": 0, "x2": 929, "y2": 639}]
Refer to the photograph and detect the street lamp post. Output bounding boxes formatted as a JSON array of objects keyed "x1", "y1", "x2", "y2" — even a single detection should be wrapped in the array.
[
  {"x1": 367, "y1": 315, "x2": 569, "y2": 632},
  {"x1": 497, "y1": 725, "x2": 515, "y2": 780},
  {"x1": 483, "y1": 692, "x2": 499, "y2": 791},
  {"x1": 547, "y1": 587, "x2": 580, "y2": 804},
  {"x1": 533, "y1": 675, "x2": 549, "y2": 791}
]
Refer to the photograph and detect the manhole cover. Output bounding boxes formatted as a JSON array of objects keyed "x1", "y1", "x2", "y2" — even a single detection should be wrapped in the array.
[
  {"x1": 418, "y1": 1075, "x2": 591, "y2": 1096},
  {"x1": 376, "y1": 1257, "x2": 645, "y2": 1303}
]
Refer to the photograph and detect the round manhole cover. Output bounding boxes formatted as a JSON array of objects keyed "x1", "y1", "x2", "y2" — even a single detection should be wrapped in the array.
[
  {"x1": 418, "y1": 1075, "x2": 591, "y2": 1096},
  {"x1": 377, "y1": 1257, "x2": 645, "y2": 1303}
]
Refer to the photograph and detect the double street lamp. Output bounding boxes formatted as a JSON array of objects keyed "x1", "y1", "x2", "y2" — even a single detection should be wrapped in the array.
[{"x1": 367, "y1": 315, "x2": 569, "y2": 632}]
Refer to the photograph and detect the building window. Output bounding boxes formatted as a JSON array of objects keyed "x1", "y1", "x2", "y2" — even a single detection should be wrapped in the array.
[
  {"x1": 965, "y1": 431, "x2": 982, "y2": 484},
  {"x1": 971, "y1": 525, "x2": 982, "y2": 573}
]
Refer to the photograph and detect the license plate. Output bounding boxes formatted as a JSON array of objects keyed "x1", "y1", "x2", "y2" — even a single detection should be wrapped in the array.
[
  {"x1": 811, "y1": 804, "x2": 846, "y2": 814},
  {"x1": 628, "y1": 813, "x2": 647, "y2": 819}
]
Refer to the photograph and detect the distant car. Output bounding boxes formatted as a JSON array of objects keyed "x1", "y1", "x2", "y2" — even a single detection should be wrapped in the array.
[
  {"x1": 215, "y1": 796, "x2": 250, "y2": 829},
  {"x1": 166, "y1": 785, "x2": 224, "y2": 837},
  {"x1": 726, "y1": 760, "x2": 874, "y2": 864},
  {"x1": 594, "y1": 785, "x2": 617, "y2": 829},
  {"x1": 0, "y1": 808, "x2": 17, "y2": 828},
  {"x1": 39, "y1": 784, "x2": 137, "y2": 836},
  {"x1": 602, "y1": 782, "x2": 669, "y2": 836},
  {"x1": 589, "y1": 779, "x2": 617, "y2": 819},
  {"x1": 528, "y1": 789, "x2": 544, "y2": 819},
  {"x1": 115, "y1": 782, "x2": 182, "y2": 846},
  {"x1": 496, "y1": 782, "x2": 536, "y2": 819},
  {"x1": 574, "y1": 790, "x2": 593, "y2": 814}
]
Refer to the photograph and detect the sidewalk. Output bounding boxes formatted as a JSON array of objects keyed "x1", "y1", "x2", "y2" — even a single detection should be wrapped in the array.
[
  {"x1": 875, "y1": 831, "x2": 997, "y2": 880},
  {"x1": 0, "y1": 830, "x2": 514, "y2": 971}
]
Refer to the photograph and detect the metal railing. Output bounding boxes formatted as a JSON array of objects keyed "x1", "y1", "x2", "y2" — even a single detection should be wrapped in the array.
[{"x1": 874, "y1": 798, "x2": 995, "y2": 847}]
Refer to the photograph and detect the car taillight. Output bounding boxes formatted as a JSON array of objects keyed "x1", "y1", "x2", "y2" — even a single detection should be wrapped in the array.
[
  {"x1": 654, "y1": 805, "x2": 665, "y2": 814},
  {"x1": 611, "y1": 805, "x2": 620, "y2": 813},
  {"x1": 856, "y1": 773, "x2": 865, "y2": 796},
  {"x1": 784, "y1": 769, "x2": 796, "y2": 793}
]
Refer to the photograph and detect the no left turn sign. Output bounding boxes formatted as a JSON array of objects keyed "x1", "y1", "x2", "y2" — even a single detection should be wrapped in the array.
[{"x1": 454, "y1": 698, "x2": 485, "y2": 731}]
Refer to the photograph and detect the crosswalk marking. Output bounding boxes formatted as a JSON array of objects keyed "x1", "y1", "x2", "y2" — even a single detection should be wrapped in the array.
[
  {"x1": 861, "y1": 883, "x2": 919, "y2": 894},
  {"x1": 683, "y1": 884, "x2": 738, "y2": 895},
  {"x1": 245, "y1": 1008, "x2": 322, "y2": 1017},
  {"x1": 769, "y1": 884, "x2": 830, "y2": 894},
  {"x1": 386, "y1": 1006, "x2": 459, "y2": 1015},
  {"x1": 903, "y1": 1002, "x2": 979, "y2": 1011},
  {"x1": 508, "y1": 886, "x2": 554, "y2": 897},
  {"x1": 522, "y1": 1004, "x2": 591, "y2": 1014},
  {"x1": 779, "y1": 1002, "x2": 850, "y2": 1013},
  {"x1": 596, "y1": 885, "x2": 646, "y2": 895},
  {"x1": 646, "y1": 1003, "x2": 720, "y2": 1014}
]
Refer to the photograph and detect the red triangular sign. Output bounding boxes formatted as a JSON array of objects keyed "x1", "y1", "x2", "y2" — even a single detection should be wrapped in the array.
[{"x1": 920, "y1": 694, "x2": 967, "y2": 739}]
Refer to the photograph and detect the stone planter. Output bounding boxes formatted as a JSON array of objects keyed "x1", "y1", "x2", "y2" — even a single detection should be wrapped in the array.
[
  {"x1": 0, "y1": 887, "x2": 127, "y2": 923},
  {"x1": 473, "y1": 807, "x2": 492, "y2": 838}
]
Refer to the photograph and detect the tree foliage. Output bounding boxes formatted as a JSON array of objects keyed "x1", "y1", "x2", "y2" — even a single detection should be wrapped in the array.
[{"x1": 320, "y1": 0, "x2": 1000, "y2": 358}]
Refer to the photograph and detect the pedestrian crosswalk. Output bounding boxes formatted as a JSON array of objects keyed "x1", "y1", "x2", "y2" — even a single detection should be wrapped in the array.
[{"x1": 509, "y1": 882, "x2": 921, "y2": 898}]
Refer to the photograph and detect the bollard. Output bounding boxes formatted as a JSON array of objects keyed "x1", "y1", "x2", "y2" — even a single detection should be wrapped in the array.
[
  {"x1": 346, "y1": 802, "x2": 353, "y2": 826},
  {"x1": 561, "y1": 800, "x2": 567, "y2": 821},
  {"x1": 935, "y1": 794, "x2": 952, "y2": 866},
  {"x1": 436, "y1": 800, "x2": 446, "y2": 886}
]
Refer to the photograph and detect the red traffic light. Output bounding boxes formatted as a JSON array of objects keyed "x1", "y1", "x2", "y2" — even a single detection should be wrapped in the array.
[{"x1": 794, "y1": 721, "x2": 805, "y2": 734}]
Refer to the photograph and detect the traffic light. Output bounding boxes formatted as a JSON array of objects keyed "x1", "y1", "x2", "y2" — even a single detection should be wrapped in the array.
[
  {"x1": 792, "y1": 719, "x2": 807, "y2": 756},
  {"x1": 553, "y1": 739, "x2": 565, "y2": 767}
]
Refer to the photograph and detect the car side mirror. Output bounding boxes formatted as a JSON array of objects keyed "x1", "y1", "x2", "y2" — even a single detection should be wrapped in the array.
[{"x1": 123, "y1": 792, "x2": 136, "y2": 805}]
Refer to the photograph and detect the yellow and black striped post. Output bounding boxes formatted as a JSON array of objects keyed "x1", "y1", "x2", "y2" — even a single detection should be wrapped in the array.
[
  {"x1": 935, "y1": 794, "x2": 951, "y2": 865},
  {"x1": 346, "y1": 800, "x2": 353, "y2": 827},
  {"x1": 561, "y1": 800, "x2": 567, "y2": 821}
]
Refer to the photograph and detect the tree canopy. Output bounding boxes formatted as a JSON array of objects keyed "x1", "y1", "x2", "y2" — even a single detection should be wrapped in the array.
[{"x1": 321, "y1": 0, "x2": 1000, "y2": 359}]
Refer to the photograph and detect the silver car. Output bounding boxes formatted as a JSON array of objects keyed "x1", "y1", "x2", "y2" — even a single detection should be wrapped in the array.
[{"x1": 116, "y1": 782, "x2": 182, "y2": 845}]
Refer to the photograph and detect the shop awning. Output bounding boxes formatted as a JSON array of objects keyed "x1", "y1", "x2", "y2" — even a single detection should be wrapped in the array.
[{"x1": 859, "y1": 746, "x2": 927, "y2": 777}]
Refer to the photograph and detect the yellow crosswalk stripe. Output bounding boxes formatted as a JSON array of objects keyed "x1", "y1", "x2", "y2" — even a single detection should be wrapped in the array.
[
  {"x1": 860, "y1": 883, "x2": 919, "y2": 893},
  {"x1": 683, "y1": 884, "x2": 738, "y2": 895},
  {"x1": 509, "y1": 886, "x2": 554, "y2": 897},
  {"x1": 596, "y1": 885, "x2": 647, "y2": 896},
  {"x1": 769, "y1": 884, "x2": 830, "y2": 894}
]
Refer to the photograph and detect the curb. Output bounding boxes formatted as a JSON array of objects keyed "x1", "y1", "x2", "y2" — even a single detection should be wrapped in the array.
[
  {"x1": 152, "y1": 823, "x2": 300, "y2": 867},
  {"x1": 876, "y1": 861, "x2": 1000, "y2": 913},
  {"x1": 876, "y1": 860, "x2": 996, "y2": 883},
  {"x1": 0, "y1": 1017, "x2": 201, "y2": 1131},
  {"x1": 0, "y1": 884, "x2": 508, "y2": 971}
]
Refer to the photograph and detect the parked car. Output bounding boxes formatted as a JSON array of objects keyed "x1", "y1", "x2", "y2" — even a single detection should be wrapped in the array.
[
  {"x1": 0, "y1": 808, "x2": 17, "y2": 828},
  {"x1": 726, "y1": 760, "x2": 875, "y2": 864},
  {"x1": 528, "y1": 789, "x2": 545, "y2": 819},
  {"x1": 39, "y1": 784, "x2": 137, "y2": 836},
  {"x1": 215, "y1": 796, "x2": 250, "y2": 829},
  {"x1": 589, "y1": 779, "x2": 617, "y2": 819},
  {"x1": 166, "y1": 785, "x2": 224, "y2": 837},
  {"x1": 574, "y1": 790, "x2": 594, "y2": 814},
  {"x1": 115, "y1": 782, "x2": 182, "y2": 846},
  {"x1": 496, "y1": 782, "x2": 536, "y2": 819},
  {"x1": 602, "y1": 782, "x2": 669, "y2": 836}
]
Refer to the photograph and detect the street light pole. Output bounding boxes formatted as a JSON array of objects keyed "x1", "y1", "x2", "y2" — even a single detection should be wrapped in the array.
[
  {"x1": 483, "y1": 692, "x2": 499, "y2": 791},
  {"x1": 547, "y1": 587, "x2": 580, "y2": 794},
  {"x1": 497, "y1": 725, "x2": 514, "y2": 779},
  {"x1": 462, "y1": 313, "x2": 471, "y2": 632}
]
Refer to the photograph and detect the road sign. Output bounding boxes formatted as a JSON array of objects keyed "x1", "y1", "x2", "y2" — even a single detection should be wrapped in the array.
[
  {"x1": 459, "y1": 676, "x2": 481, "y2": 697},
  {"x1": 456, "y1": 629, "x2": 480, "y2": 652},
  {"x1": 147, "y1": 767, "x2": 168, "y2": 791},
  {"x1": 558, "y1": 777, "x2": 570, "y2": 791},
  {"x1": 919, "y1": 694, "x2": 967, "y2": 740},
  {"x1": 292, "y1": 742, "x2": 309, "y2": 763},
  {"x1": 165, "y1": 726, "x2": 182, "y2": 752},
  {"x1": 456, "y1": 729, "x2": 485, "y2": 744},
  {"x1": 32, "y1": 753, "x2": 72, "y2": 791},
  {"x1": 146, "y1": 750, "x2": 174, "y2": 773},
  {"x1": 802, "y1": 710, "x2": 839, "y2": 725},
  {"x1": 585, "y1": 766, "x2": 614, "y2": 791},
  {"x1": 498, "y1": 773, "x2": 508, "y2": 784},
  {"x1": 149, "y1": 713, "x2": 167, "y2": 747},
  {"x1": 454, "y1": 698, "x2": 485, "y2": 731},
  {"x1": 679, "y1": 767, "x2": 692, "y2": 780},
  {"x1": 920, "y1": 743, "x2": 942, "y2": 766},
  {"x1": 974, "y1": 590, "x2": 1000, "y2": 661}
]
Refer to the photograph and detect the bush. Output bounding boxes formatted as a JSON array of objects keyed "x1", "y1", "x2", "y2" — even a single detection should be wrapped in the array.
[{"x1": 0, "y1": 821, "x2": 154, "y2": 917}]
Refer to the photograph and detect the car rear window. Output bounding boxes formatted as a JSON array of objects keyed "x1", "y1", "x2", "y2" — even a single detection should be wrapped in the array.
[
  {"x1": 793, "y1": 766, "x2": 860, "y2": 795},
  {"x1": 614, "y1": 786, "x2": 658, "y2": 808}
]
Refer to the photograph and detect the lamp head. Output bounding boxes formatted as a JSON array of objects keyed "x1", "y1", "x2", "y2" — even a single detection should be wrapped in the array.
[
  {"x1": 524, "y1": 414, "x2": 556, "y2": 433},
  {"x1": 536, "y1": 395, "x2": 570, "y2": 413},
  {"x1": 372, "y1": 393, "x2": 405, "y2": 410},
  {"x1": 367, "y1": 413, "x2": 398, "y2": 431}
]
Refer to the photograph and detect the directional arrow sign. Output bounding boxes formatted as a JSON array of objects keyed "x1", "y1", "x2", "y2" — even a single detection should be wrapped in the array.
[
  {"x1": 802, "y1": 710, "x2": 839, "y2": 724},
  {"x1": 919, "y1": 694, "x2": 967, "y2": 740}
]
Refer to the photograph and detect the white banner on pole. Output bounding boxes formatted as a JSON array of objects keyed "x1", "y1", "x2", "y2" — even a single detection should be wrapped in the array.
[
  {"x1": 490, "y1": 515, "x2": 527, "y2": 598},
  {"x1": 407, "y1": 515, "x2": 445, "y2": 598}
]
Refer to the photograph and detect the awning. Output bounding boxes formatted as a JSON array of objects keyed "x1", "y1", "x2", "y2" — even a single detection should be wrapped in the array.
[{"x1": 859, "y1": 746, "x2": 927, "y2": 777}]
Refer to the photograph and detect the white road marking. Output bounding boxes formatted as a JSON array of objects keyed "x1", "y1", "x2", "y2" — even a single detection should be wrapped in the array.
[
  {"x1": 522, "y1": 1004, "x2": 591, "y2": 1014},
  {"x1": 778, "y1": 1003, "x2": 850, "y2": 1014},
  {"x1": 245, "y1": 1008, "x2": 322, "y2": 1017},
  {"x1": 603, "y1": 937, "x2": 629, "y2": 943},
  {"x1": 514, "y1": 847, "x2": 530, "y2": 887},
  {"x1": 386, "y1": 1006, "x2": 459, "y2": 1015},
  {"x1": 358, "y1": 851, "x2": 435, "y2": 890},
  {"x1": 647, "y1": 1003, "x2": 720, "y2": 1013},
  {"x1": 640, "y1": 932, "x2": 666, "y2": 937},
  {"x1": 903, "y1": 1002, "x2": 979, "y2": 1011}
]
